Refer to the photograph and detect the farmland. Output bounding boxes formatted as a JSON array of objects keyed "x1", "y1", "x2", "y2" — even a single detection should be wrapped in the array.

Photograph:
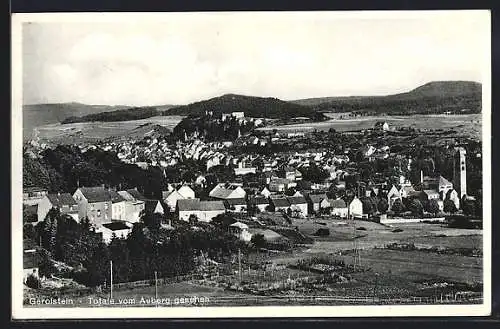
[
  {"x1": 25, "y1": 219, "x2": 483, "y2": 307},
  {"x1": 31, "y1": 115, "x2": 185, "y2": 144},
  {"x1": 257, "y1": 114, "x2": 481, "y2": 140}
]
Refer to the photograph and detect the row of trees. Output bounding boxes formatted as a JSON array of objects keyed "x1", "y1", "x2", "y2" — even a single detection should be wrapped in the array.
[
  {"x1": 24, "y1": 209, "x2": 243, "y2": 287},
  {"x1": 23, "y1": 145, "x2": 167, "y2": 198}
]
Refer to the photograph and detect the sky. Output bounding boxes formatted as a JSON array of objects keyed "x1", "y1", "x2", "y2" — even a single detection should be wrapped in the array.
[{"x1": 20, "y1": 11, "x2": 490, "y2": 106}]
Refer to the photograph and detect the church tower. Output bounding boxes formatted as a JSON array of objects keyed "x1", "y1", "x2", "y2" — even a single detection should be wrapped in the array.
[{"x1": 453, "y1": 147, "x2": 467, "y2": 199}]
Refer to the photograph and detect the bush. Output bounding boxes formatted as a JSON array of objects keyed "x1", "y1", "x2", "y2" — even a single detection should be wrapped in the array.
[{"x1": 26, "y1": 274, "x2": 41, "y2": 289}]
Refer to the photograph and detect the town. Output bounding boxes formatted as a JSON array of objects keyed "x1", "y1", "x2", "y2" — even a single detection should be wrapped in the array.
[{"x1": 22, "y1": 109, "x2": 483, "y2": 306}]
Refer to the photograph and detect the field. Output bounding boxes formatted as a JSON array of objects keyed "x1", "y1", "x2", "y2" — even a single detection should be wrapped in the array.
[
  {"x1": 257, "y1": 114, "x2": 481, "y2": 139},
  {"x1": 31, "y1": 115, "x2": 185, "y2": 144}
]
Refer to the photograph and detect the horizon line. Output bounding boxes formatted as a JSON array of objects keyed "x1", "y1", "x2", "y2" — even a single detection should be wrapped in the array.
[{"x1": 23, "y1": 79, "x2": 482, "y2": 108}]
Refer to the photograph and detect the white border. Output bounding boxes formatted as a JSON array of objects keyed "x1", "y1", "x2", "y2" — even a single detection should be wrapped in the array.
[{"x1": 11, "y1": 10, "x2": 492, "y2": 319}]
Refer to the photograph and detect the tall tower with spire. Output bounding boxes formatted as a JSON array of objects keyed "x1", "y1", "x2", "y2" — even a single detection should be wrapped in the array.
[{"x1": 453, "y1": 147, "x2": 467, "y2": 199}]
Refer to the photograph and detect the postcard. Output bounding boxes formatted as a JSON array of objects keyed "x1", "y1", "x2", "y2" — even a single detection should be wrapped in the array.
[{"x1": 11, "y1": 10, "x2": 491, "y2": 319}]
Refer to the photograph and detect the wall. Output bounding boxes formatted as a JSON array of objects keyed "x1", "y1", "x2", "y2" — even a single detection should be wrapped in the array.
[
  {"x1": 86, "y1": 201, "x2": 112, "y2": 227},
  {"x1": 37, "y1": 196, "x2": 52, "y2": 222},
  {"x1": 112, "y1": 201, "x2": 126, "y2": 220},
  {"x1": 124, "y1": 201, "x2": 145, "y2": 223},
  {"x1": 199, "y1": 210, "x2": 225, "y2": 222}
]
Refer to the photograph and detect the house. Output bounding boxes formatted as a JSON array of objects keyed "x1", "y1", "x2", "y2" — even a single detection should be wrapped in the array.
[
  {"x1": 23, "y1": 187, "x2": 48, "y2": 206},
  {"x1": 162, "y1": 190, "x2": 184, "y2": 212},
  {"x1": 307, "y1": 193, "x2": 328, "y2": 214},
  {"x1": 262, "y1": 171, "x2": 276, "y2": 184},
  {"x1": 224, "y1": 198, "x2": 248, "y2": 213},
  {"x1": 110, "y1": 191, "x2": 127, "y2": 221},
  {"x1": 231, "y1": 111, "x2": 245, "y2": 119},
  {"x1": 37, "y1": 193, "x2": 79, "y2": 222},
  {"x1": 177, "y1": 185, "x2": 196, "y2": 199},
  {"x1": 269, "y1": 196, "x2": 291, "y2": 212},
  {"x1": 260, "y1": 187, "x2": 272, "y2": 198},
  {"x1": 445, "y1": 189, "x2": 461, "y2": 210},
  {"x1": 124, "y1": 188, "x2": 147, "y2": 201},
  {"x1": 177, "y1": 198, "x2": 226, "y2": 222},
  {"x1": 374, "y1": 121, "x2": 390, "y2": 131},
  {"x1": 209, "y1": 183, "x2": 247, "y2": 200},
  {"x1": 73, "y1": 187, "x2": 115, "y2": 226},
  {"x1": 234, "y1": 167, "x2": 257, "y2": 176},
  {"x1": 250, "y1": 196, "x2": 270, "y2": 212},
  {"x1": 284, "y1": 167, "x2": 302, "y2": 181},
  {"x1": 96, "y1": 221, "x2": 133, "y2": 244},
  {"x1": 387, "y1": 185, "x2": 402, "y2": 210},
  {"x1": 330, "y1": 199, "x2": 348, "y2": 218},
  {"x1": 23, "y1": 239, "x2": 39, "y2": 283},
  {"x1": 420, "y1": 189, "x2": 440, "y2": 201},
  {"x1": 162, "y1": 185, "x2": 196, "y2": 212},
  {"x1": 269, "y1": 178, "x2": 296, "y2": 192},
  {"x1": 400, "y1": 185, "x2": 419, "y2": 198},
  {"x1": 145, "y1": 200, "x2": 164, "y2": 215},
  {"x1": 117, "y1": 190, "x2": 145, "y2": 223},
  {"x1": 195, "y1": 175, "x2": 207, "y2": 186},
  {"x1": 349, "y1": 197, "x2": 363, "y2": 218},
  {"x1": 287, "y1": 196, "x2": 308, "y2": 217},
  {"x1": 437, "y1": 176, "x2": 454, "y2": 199},
  {"x1": 229, "y1": 222, "x2": 252, "y2": 242}
]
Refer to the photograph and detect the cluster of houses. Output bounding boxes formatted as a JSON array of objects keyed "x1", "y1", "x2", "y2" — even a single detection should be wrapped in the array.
[{"x1": 24, "y1": 186, "x2": 164, "y2": 243}]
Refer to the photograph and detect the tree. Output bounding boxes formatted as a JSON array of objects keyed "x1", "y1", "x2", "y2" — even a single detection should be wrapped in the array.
[
  {"x1": 23, "y1": 223, "x2": 36, "y2": 241},
  {"x1": 23, "y1": 207, "x2": 37, "y2": 224},
  {"x1": 443, "y1": 199, "x2": 458, "y2": 214},
  {"x1": 25, "y1": 274, "x2": 41, "y2": 289},
  {"x1": 211, "y1": 213, "x2": 236, "y2": 229},
  {"x1": 140, "y1": 210, "x2": 162, "y2": 232},
  {"x1": 299, "y1": 164, "x2": 329, "y2": 184},
  {"x1": 42, "y1": 208, "x2": 59, "y2": 254},
  {"x1": 377, "y1": 198, "x2": 389, "y2": 214},
  {"x1": 188, "y1": 214, "x2": 199, "y2": 225},
  {"x1": 361, "y1": 198, "x2": 374, "y2": 215},
  {"x1": 250, "y1": 234, "x2": 266, "y2": 249},
  {"x1": 391, "y1": 198, "x2": 405, "y2": 214},
  {"x1": 36, "y1": 247, "x2": 56, "y2": 278},
  {"x1": 428, "y1": 199, "x2": 440, "y2": 215},
  {"x1": 461, "y1": 198, "x2": 476, "y2": 217},
  {"x1": 109, "y1": 235, "x2": 132, "y2": 283},
  {"x1": 408, "y1": 199, "x2": 424, "y2": 217}
]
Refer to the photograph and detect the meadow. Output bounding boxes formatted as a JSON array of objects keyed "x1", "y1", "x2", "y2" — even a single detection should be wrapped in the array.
[
  {"x1": 257, "y1": 114, "x2": 482, "y2": 139},
  {"x1": 33, "y1": 116, "x2": 185, "y2": 143}
]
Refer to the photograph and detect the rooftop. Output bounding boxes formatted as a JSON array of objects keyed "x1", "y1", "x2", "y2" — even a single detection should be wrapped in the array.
[
  {"x1": 47, "y1": 193, "x2": 77, "y2": 207},
  {"x1": 102, "y1": 221, "x2": 132, "y2": 231}
]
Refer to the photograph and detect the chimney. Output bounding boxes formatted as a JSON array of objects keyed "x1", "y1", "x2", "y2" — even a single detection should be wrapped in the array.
[{"x1": 420, "y1": 170, "x2": 424, "y2": 184}]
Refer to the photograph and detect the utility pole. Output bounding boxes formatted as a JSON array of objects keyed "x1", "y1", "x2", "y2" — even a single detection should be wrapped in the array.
[
  {"x1": 372, "y1": 273, "x2": 379, "y2": 303},
  {"x1": 155, "y1": 271, "x2": 158, "y2": 307},
  {"x1": 110, "y1": 260, "x2": 113, "y2": 300},
  {"x1": 238, "y1": 248, "x2": 242, "y2": 283}
]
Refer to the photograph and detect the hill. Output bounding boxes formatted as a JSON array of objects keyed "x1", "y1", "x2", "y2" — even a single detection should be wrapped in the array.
[
  {"x1": 23, "y1": 103, "x2": 131, "y2": 140},
  {"x1": 123, "y1": 123, "x2": 172, "y2": 140},
  {"x1": 24, "y1": 103, "x2": 177, "y2": 141},
  {"x1": 290, "y1": 81, "x2": 482, "y2": 114},
  {"x1": 62, "y1": 107, "x2": 161, "y2": 124},
  {"x1": 163, "y1": 94, "x2": 326, "y2": 120}
]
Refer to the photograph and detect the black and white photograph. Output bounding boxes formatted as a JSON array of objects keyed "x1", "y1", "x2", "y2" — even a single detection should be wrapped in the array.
[{"x1": 11, "y1": 11, "x2": 491, "y2": 318}]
